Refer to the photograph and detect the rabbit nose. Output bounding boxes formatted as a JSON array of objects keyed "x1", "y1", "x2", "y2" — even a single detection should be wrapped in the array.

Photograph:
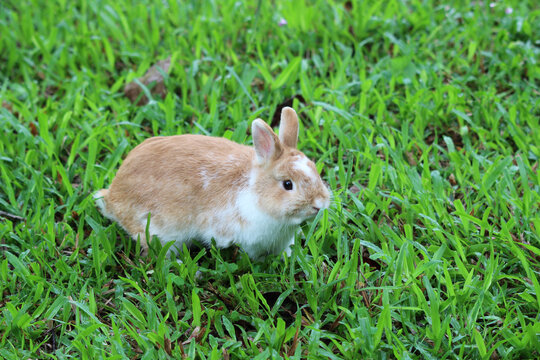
[{"x1": 313, "y1": 197, "x2": 328, "y2": 212}]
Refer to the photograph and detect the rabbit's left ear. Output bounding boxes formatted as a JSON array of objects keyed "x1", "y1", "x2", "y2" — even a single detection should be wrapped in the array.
[
  {"x1": 279, "y1": 107, "x2": 299, "y2": 149},
  {"x1": 252, "y1": 119, "x2": 283, "y2": 164}
]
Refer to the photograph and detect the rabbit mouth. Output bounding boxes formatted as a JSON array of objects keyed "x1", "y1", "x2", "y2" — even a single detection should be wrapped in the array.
[
  {"x1": 300, "y1": 207, "x2": 321, "y2": 219},
  {"x1": 286, "y1": 206, "x2": 323, "y2": 224},
  {"x1": 304, "y1": 209, "x2": 317, "y2": 218}
]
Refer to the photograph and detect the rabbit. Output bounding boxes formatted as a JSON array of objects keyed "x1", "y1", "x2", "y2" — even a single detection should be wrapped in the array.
[{"x1": 94, "y1": 107, "x2": 330, "y2": 260}]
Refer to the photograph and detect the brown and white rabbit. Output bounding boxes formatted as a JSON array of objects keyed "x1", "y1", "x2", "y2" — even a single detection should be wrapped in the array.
[{"x1": 94, "y1": 107, "x2": 330, "y2": 260}]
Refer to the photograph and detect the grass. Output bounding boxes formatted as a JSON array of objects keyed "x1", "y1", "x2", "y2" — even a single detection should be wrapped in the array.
[{"x1": 1, "y1": 0, "x2": 539, "y2": 358}]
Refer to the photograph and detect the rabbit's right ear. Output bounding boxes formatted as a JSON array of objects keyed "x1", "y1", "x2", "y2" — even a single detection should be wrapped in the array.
[
  {"x1": 279, "y1": 107, "x2": 299, "y2": 148},
  {"x1": 252, "y1": 119, "x2": 283, "y2": 164}
]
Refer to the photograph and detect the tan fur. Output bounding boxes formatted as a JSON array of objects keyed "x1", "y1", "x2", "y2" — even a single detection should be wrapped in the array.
[{"x1": 279, "y1": 107, "x2": 299, "y2": 148}]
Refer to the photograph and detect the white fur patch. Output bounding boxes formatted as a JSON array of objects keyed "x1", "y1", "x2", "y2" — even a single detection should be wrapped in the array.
[
  {"x1": 235, "y1": 187, "x2": 297, "y2": 259},
  {"x1": 199, "y1": 168, "x2": 217, "y2": 189},
  {"x1": 199, "y1": 169, "x2": 208, "y2": 189},
  {"x1": 94, "y1": 190, "x2": 117, "y2": 222},
  {"x1": 227, "y1": 154, "x2": 237, "y2": 164},
  {"x1": 293, "y1": 156, "x2": 318, "y2": 182},
  {"x1": 236, "y1": 188, "x2": 266, "y2": 224},
  {"x1": 313, "y1": 197, "x2": 328, "y2": 210}
]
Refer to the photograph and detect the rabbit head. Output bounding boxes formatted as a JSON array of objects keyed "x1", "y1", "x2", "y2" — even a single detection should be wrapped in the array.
[{"x1": 249, "y1": 107, "x2": 331, "y2": 225}]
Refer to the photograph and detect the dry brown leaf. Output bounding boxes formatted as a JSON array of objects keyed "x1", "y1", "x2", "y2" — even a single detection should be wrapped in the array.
[
  {"x1": 287, "y1": 327, "x2": 300, "y2": 357},
  {"x1": 222, "y1": 347, "x2": 230, "y2": 360},
  {"x1": 29, "y1": 122, "x2": 38, "y2": 136},
  {"x1": 164, "y1": 336, "x2": 172, "y2": 356},
  {"x1": 182, "y1": 326, "x2": 205, "y2": 345},
  {"x1": 124, "y1": 57, "x2": 171, "y2": 105},
  {"x1": 0, "y1": 210, "x2": 25, "y2": 221},
  {"x1": 67, "y1": 296, "x2": 76, "y2": 313},
  {"x1": 2, "y1": 101, "x2": 13, "y2": 113},
  {"x1": 405, "y1": 151, "x2": 417, "y2": 166},
  {"x1": 177, "y1": 341, "x2": 187, "y2": 359},
  {"x1": 329, "y1": 311, "x2": 346, "y2": 331}
]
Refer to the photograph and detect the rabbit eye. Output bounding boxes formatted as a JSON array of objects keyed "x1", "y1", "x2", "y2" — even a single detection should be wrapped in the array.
[{"x1": 282, "y1": 180, "x2": 293, "y2": 191}]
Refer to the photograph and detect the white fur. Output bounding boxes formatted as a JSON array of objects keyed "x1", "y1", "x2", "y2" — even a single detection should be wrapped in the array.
[
  {"x1": 199, "y1": 169, "x2": 210, "y2": 189},
  {"x1": 235, "y1": 187, "x2": 296, "y2": 259},
  {"x1": 94, "y1": 191, "x2": 116, "y2": 222},
  {"x1": 313, "y1": 197, "x2": 328, "y2": 210},
  {"x1": 226, "y1": 154, "x2": 239, "y2": 166},
  {"x1": 293, "y1": 155, "x2": 318, "y2": 182}
]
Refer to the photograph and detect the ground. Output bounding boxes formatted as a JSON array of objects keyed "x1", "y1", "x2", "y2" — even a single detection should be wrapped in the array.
[{"x1": 0, "y1": 0, "x2": 539, "y2": 359}]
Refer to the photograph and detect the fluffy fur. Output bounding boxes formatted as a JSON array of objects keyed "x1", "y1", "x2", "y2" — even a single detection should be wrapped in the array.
[{"x1": 95, "y1": 107, "x2": 330, "y2": 260}]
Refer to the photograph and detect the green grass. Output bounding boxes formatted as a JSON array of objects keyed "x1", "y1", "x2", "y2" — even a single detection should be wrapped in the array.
[{"x1": 1, "y1": 0, "x2": 539, "y2": 358}]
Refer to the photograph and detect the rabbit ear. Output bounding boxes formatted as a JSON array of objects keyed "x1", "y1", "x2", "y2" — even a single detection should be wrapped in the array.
[
  {"x1": 278, "y1": 107, "x2": 299, "y2": 148},
  {"x1": 252, "y1": 119, "x2": 283, "y2": 164}
]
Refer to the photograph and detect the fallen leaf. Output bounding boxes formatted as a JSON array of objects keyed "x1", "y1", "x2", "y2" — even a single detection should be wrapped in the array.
[
  {"x1": 0, "y1": 210, "x2": 25, "y2": 221},
  {"x1": 164, "y1": 336, "x2": 172, "y2": 356},
  {"x1": 405, "y1": 151, "x2": 417, "y2": 166},
  {"x1": 29, "y1": 122, "x2": 38, "y2": 136},
  {"x1": 182, "y1": 326, "x2": 205, "y2": 345},
  {"x1": 67, "y1": 296, "x2": 76, "y2": 313},
  {"x1": 124, "y1": 57, "x2": 171, "y2": 105},
  {"x1": 195, "y1": 326, "x2": 205, "y2": 343},
  {"x1": 2, "y1": 101, "x2": 13, "y2": 113},
  {"x1": 302, "y1": 308, "x2": 314, "y2": 326},
  {"x1": 251, "y1": 77, "x2": 264, "y2": 91},
  {"x1": 287, "y1": 327, "x2": 300, "y2": 357},
  {"x1": 45, "y1": 85, "x2": 58, "y2": 98},
  {"x1": 222, "y1": 347, "x2": 230, "y2": 360},
  {"x1": 177, "y1": 341, "x2": 187, "y2": 359},
  {"x1": 329, "y1": 311, "x2": 345, "y2": 331}
]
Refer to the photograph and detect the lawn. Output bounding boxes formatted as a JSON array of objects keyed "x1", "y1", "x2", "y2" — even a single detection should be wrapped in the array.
[{"x1": 1, "y1": 0, "x2": 539, "y2": 358}]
